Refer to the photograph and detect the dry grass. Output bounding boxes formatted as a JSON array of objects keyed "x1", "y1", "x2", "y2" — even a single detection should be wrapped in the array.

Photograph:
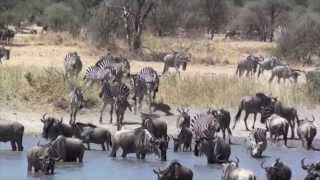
[
  {"x1": 158, "y1": 74, "x2": 314, "y2": 109},
  {"x1": 143, "y1": 34, "x2": 276, "y2": 65}
]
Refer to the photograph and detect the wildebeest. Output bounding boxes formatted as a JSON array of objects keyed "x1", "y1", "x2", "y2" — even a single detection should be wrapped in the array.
[
  {"x1": 0, "y1": 121, "x2": 24, "y2": 151},
  {"x1": 222, "y1": 157, "x2": 256, "y2": 180},
  {"x1": 261, "y1": 159, "x2": 292, "y2": 180},
  {"x1": 0, "y1": 28, "x2": 15, "y2": 44},
  {"x1": 153, "y1": 161, "x2": 193, "y2": 180},
  {"x1": 162, "y1": 51, "x2": 191, "y2": 74},
  {"x1": 113, "y1": 84, "x2": 132, "y2": 130},
  {"x1": 150, "y1": 102, "x2": 173, "y2": 116},
  {"x1": 224, "y1": 30, "x2": 241, "y2": 40},
  {"x1": 111, "y1": 127, "x2": 167, "y2": 161},
  {"x1": 236, "y1": 55, "x2": 262, "y2": 77},
  {"x1": 0, "y1": 47, "x2": 10, "y2": 64},
  {"x1": 50, "y1": 135, "x2": 85, "y2": 162},
  {"x1": 27, "y1": 144, "x2": 58, "y2": 175},
  {"x1": 69, "y1": 87, "x2": 84, "y2": 125},
  {"x1": 269, "y1": 65, "x2": 304, "y2": 83},
  {"x1": 64, "y1": 52, "x2": 82, "y2": 78},
  {"x1": 41, "y1": 113, "x2": 74, "y2": 140},
  {"x1": 208, "y1": 108, "x2": 232, "y2": 144},
  {"x1": 301, "y1": 158, "x2": 320, "y2": 180},
  {"x1": 172, "y1": 127, "x2": 193, "y2": 152},
  {"x1": 257, "y1": 56, "x2": 284, "y2": 78},
  {"x1": 77, "y1": 122, "x2": 112, "y2": 151},
  {"x1": 297, "y1": 116, "x2": 317, "y2": 150},
  {"x1": 271, "y1": 100, "x2": 299, "y2": 139},
  {"x1": 194, "y1": 137, "x2": 231, "y2": 164},
  {"x1": 233, "y1": 93, "x2": 273, "y2": 131},
  {"x1": 261, "y1": 107, "x2": 289, "y2": 146},
  {"x1": 247, "y1": 128, "x2": 267, "y2": 158},
  {"x1": 141, "y1": 113, "x2": 168, "y2": 139}
]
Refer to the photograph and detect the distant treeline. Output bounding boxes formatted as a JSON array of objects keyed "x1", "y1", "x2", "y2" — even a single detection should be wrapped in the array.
[{"x1": 0, "y1": 0, "x2": 320, "y2": 63}]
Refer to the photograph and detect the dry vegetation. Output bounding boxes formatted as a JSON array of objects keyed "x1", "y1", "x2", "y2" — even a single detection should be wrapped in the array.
[{"x1": 0, "y1": 33, "x2": 316, "y2": 111}]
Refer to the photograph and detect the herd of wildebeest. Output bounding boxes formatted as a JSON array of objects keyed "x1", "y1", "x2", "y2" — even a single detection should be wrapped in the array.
[{"x1": 0, "y1": 36, "x2": 320, "y2": 179}]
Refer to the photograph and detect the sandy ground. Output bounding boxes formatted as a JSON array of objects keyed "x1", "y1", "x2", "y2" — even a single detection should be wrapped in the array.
[{"x1": 0, "y1": 33, "x2": 319, "y2": 145}]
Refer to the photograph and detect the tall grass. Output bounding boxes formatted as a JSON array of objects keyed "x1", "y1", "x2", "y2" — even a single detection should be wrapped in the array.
[
  {"x1": 0, "y1": 66, "x2": 315, "y2": 110},
  {"x1": 158, "y1": 74, "x2": 313, "y2": 109}
]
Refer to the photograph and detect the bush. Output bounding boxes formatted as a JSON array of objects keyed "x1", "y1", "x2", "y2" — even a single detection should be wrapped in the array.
[{"x1": 43, "y1": 3, "x2": 79, "y2": 33}]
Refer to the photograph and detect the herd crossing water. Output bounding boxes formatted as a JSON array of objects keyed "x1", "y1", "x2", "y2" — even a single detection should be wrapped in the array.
[{"x1": 0, "y1": 136, "x2": 319, "y2": 180}]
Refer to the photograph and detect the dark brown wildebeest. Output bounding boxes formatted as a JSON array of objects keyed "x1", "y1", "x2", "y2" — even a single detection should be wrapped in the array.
[
  {"x1": 301, "y1": 158, "x2": 320, "y2": 180},
  {"x1": 208, "y1": 108, "x2": 232, "y2": 144},
  {"x1": 0, "y1": 121, "x2": 24, "y2": 151},
  {"x1": 297, "y1": 116, "x2": 317, "y2": 150},
  {"x1": 261, "y1": 159, "x2": 292, "y2": 180},
  {"x1": 172, "y1": 127, "x2": 193, "y2": 152},
  {"x1": 233, "y1": 93, "x2": 273, "y2": 131},
  {"x1": 153, "y1": 161, "x2": 193, "y2": 180}
]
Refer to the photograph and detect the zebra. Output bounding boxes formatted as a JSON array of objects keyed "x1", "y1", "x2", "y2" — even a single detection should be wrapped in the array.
[
  {"x1": 95, "y1": 53, "x2": 130, "y2": 78},
  {"x1": 0, "y1": 47, "x2": 10, "y2": 64},
  {"x1": 113, "y1": 83, "x2": 131, "y2": 130},
  {"x1": 69, "y1": 87, "x2": 84, "y2": 125},
  {"x1": 190, "y1": 113, "x2": 220, "y2": 141},
  {"x1": 99, "y1": 81, "x2": 130, "y2": 125},
  {"x1": 83, "y1": 65, "x2": 117, "y2": 87},
  {"x1": 133, "y1": 67, "x2": 159, "y2": 113},
  {"x1": 64, "y1": 52, "x2": 82, "y2": 78},
  {"x1": 247, "y1": 128, "x2": 267, "y2": 158}
]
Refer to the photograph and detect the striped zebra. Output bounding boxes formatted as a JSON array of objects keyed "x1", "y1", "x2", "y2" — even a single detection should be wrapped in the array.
[
  {"x1": 114, "y1": 83, "x2": 131, "y2": 130},
  {"x1": 69, "y1": 87, "x2": 84, "y2": 125},
  {"x1": 95, "y1": 53, "x2": 130, "y2": 78},
  {"x1": 190, "y1": 113, "x2": 220, "y2": 140},
  {"x1": 247, "y1": 128, "x2": 267, "y2": 158},
  {"x1": 64, "y1": 52, "x2": 82, "y2": 78},
  {"x1": 133, "y1": 67, "x2": 159, "y2": 113},
  {"x1": 99, "y1": 81, "x2": 130, "y2": 125},
  {"x1": 83, "y1": 65, "x2": 117, "y2": 87},
  {"x1": 0, "y1": 47, "x2": 10, "y2": 64}
]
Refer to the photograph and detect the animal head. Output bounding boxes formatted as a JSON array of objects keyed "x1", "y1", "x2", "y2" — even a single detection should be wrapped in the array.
[
  {"x1": 301, "y1": 158, "x2": 320, "y2": 178},
  {"x1": 152, "y1": 137, "x2": 168, "y2": 161},
  {"x1": 153, "y1": 161, "x2": 183, "y2": 180},
  {"x1": 41, "y1": 113, "x2": 64, "y2": 140},
  {"x1": 177, "y1": 108, "x2": 190, "y2": 128},
  {"x1": 251, "y1": 141, "x2": 264, "y2": 157},
  {"x1": 39, "y1": 156, "x2": 55, "y2": 175},
  {"x1": 261, "y1": 159, "x2": 291, "y2": 180},
  {"x1": 224, "y1": 157, "x2": 240, "y2": 170}
]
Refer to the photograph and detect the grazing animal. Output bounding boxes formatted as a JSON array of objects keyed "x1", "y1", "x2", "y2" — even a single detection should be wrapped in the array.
[
  {"x1": 225, "y1": 30, "x2": 241, "y2": 40},
  {"x1": 77, "y1": 122, "x2": 112, "y2": 151},
  {"x1": 0, "y1": 47, "x2": 10, "y2": 64},
  {"x1": 162, "y1": 51, "x2": 191, "y2": 74},
  {"x1": 301, "y1": 158, "x2": 320, "y2": 180},
  {"x1": 261, "y1": 159, "x2": 292, "y2": 180},
  {"x1": 208, "y1": 108, "x2": 232, "y2": 144},
  {"x1": 153, "y1": 161, "x2": 193, "y2": 180},
  {"x1": 133, "y1": 67, "x2": 159, "y2": 113},
  {"x1": 271, "y1": 100, "x2": 299, "y2": 139},
  {"x1": 111, "y1": 128, "x2": 167, "y2": 161},
  {"x1": 257, "y1": 56, "x2": 284, "y2": 78},
  {"x1": 141, "y1": 114, "x2": 168, "y2": 139},
  {"x1": 69, "y1": 87, "x2": 84, "y2": 125},
  {"x1": 50, "y1": 135, "x2": 85, "y2": 162},
  {"x1": 247, "y1": 128, "x2": 267, "y2": 158},
  {"x1": 261, "y1": 107, "x2": 289, "y2": 146},
  {"x1": 194, "y1": 137, "x2": 231, "y2": 164},
  {"x1": 269, "y1": 65, "x2": 303, "y2": 83},
  {"x1": 64, "y1": 52, "x2": 82, "y2": 78},
  {"x1": 27, "y1": 144, "x2": 58, "y2": 175},
  {"x1": 95, "y1": 53, "x2": 130, "y2": 78},
  {"x1": 0, "y1": 121, "x2": 24, "y2": 151},
  {"x1": 172, "y1": 127, "x2": 193, "y2": 152},
  {"x1": 297, "y1": 117, "x2": 317, "y2": 150},
  {"x1": 233, "y1": 93, "x2": 273, "y2": 131},
  {"x1": 222, "y1": 157, "x2": 256, "y2": 180},
  {"x1": 150, "y1": 102, "x2": 173, "y2": 116},
  {"x1": 83, "y1": 65, "x2": 116, "y2": 86},
  {"x1": 176, "y1": 108, "x2": 191, "y2": 128},
  {"x1": 41, "y1": 113, "x2": 74, "y2": 140},
  {"x1": 99, "y1": 81, "x2": 130, "y2": 126},
  {"x1": 236, "y1": 55, "x2": 262, "y2": 77},
  {"x1": 191, "y1": 113, "x2": 220, "y2": 140},
  {"x1": 0, "y1": 28, "x2": 15, "y2": 44}
]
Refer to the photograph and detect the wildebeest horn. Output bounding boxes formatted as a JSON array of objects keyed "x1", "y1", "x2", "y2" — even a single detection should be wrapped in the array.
[
  {"x1": 301, "y1": 158, "x2": 310, "y2": 170},
  {"x1": 41, "y1": 113, "x2": 47, "y2": 122},
  {"x1": 235, "y1": 156, "x2": 240, "y2": 165},
  {"x1": 261, "y1": 160, "x2": 267, "y2": 169}
]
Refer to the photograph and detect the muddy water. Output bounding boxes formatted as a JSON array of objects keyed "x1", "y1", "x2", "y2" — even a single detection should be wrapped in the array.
[{"x1": 0, "y1": 136, "x2": 319, "y2": 180}]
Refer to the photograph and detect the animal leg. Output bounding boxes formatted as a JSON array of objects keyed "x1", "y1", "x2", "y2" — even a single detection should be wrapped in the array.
[
  {"x1": 17, "y1": 137, "x2": 23, "y2": 151},
  {"x1": 269, "y1": 74, "x2": 275, "y2": 83},
  {"x1": 10, "y1": 141, "x2": 17, "y2": 151},
  {"x1": 122, "y1": 150, "x2": 127, "y2": 158},
  {"x1": 243, "y1": 112, "x2": 250, "y2": 131},
  {"x1": 27, "y1": 162, "x2": 32, "y2": 171},
  {"x1": 109, "y1": 102, "x2": 114, "y2": 124},
  {"x1": 252, "y1": 113, "x2": 257, "y2": 129},
  {"x1": 87, "y1": 143, "x2": 90, "y2": 150},
  {"x1": 99, "y1": 103, "x2": 107, "y2": 123},
  {"x1": 101, "y1": 143, "x2": 106, "y2": 151},
  {"x1": 227, "y1": 128, "x2": 232, "y2": 144}
]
